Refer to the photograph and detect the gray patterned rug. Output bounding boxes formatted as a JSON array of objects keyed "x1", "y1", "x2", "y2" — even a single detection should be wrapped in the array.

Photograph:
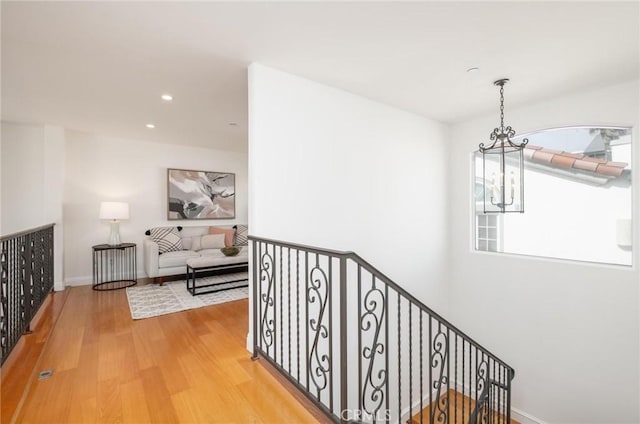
[{"x1": 125, "y1": 273, "x2": 248, "y2": 319}]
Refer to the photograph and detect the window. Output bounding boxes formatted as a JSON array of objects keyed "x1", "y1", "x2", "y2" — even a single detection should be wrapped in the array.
[
  {"x1": 475, "y1": 214, "x2": 500, "y2": 252},
  {"x1": 473, "y1": 126, "x2": 632, "y2": 266}
]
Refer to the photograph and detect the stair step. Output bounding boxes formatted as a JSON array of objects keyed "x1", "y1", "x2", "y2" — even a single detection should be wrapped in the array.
[{"x1": 409, "y1": 389, "x2": 518, "y2": 424}]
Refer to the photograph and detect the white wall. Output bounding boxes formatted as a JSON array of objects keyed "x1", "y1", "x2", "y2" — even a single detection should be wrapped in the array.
[
  {"x1": 1, "y1": 122, "x2": 45, "y2": 233},
  {"x1": 1, "y1": 121, "x2": 66, "y2": 290},
  {"x1": 63, "y1": 130, "x2": 248, "y2": 284},
  {"x1": 449, "y1": 79, "x2": 639, "y2": 423},
  {"x1": 248, "y1": 63, "x2": 450, "y2": 313}
]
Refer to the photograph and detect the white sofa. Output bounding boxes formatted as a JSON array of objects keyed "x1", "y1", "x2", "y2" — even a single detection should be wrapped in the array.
[{"x1": 143, "y1": 225, "x2": 248, "y2": 282}]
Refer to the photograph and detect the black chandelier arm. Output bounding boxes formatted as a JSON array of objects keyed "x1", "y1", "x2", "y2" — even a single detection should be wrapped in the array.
[
  {"x1": 478, "y1": 139, "x2": 499, "y2": 152},
  {"x1": 503, "y1": 126, "x2": 516, "y2": 139}
]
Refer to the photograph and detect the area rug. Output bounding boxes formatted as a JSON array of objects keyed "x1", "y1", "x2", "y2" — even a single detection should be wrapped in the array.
[{"x1": 125, "y1": 273, "x2": 249, "y2": 320}]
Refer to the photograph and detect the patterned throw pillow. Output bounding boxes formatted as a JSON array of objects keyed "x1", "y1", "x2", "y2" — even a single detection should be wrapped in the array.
[
  {"x1": 148, "y1": 227, "x2": 183, "y2": 254},
  {"x1": 233, "y1": 225, "x2": 248, "y2": 246}
]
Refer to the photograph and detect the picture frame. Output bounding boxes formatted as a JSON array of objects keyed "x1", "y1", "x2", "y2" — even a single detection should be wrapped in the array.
[{"x1": 167, "y1": 168, "x2": 236, "y2": 220}]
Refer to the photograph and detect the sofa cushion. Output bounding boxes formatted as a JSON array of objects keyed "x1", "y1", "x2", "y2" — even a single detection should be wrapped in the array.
[
  {"x1": 158, "y1": 250, "x2": 200, "y2": 268},
  {"x1": 209, "y1": 226, "x2": 235, "y2": 247},
  {"x1": 233, "y1": 225, "x2": 248, "y2": 246},
  {"x1": 182, "y1": 235, "x2": 205, "y2": 251},
  {"x1": 201, "y1": 233, "x2": 225, "y2": 249},
  {"x1": 190, "y1": 235, "x2": 202, "y2": 251},
  {"x1": 149, "y1": 227, "x2": 183, "y2": 254}
]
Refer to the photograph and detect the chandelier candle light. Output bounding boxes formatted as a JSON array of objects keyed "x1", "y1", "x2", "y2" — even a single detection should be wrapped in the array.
[
  {"x1": 479, "y1": 79, "x2": 528, "y2": 213},
  {"x1": 99, "y1": 201, "x2": 130, "y2": 245}
]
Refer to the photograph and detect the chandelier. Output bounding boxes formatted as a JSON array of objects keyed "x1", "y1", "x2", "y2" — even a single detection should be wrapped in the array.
[{"x1": 479, "y1": 79, "x2": 527, "y2": 213}]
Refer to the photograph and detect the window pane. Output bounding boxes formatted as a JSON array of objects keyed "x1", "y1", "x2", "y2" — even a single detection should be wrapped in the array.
[{"x1": 474, "y1": 126, "x2": 632, "y2": 266}]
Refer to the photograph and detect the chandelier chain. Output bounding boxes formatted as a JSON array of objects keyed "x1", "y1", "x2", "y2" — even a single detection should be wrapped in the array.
[{"x1": 499, "y1": 84, "x2": 505, "y2": 131}]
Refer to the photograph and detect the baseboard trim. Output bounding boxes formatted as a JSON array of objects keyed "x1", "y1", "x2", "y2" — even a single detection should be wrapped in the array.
[
  {"x1": 512, "y1": 406, "x2": 548, "y2": 424},
  {"x1": 63, "y1": 276, "x2": 92, "y2": 286},
  {"x1": 64, "y1": 269, "x2": 147, "y2": 287}
]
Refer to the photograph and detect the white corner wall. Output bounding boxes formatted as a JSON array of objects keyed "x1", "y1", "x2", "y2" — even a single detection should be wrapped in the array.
[
  {"x1": 63, "y1": 130, "x2": 248, "y2": 284},
  {"x1": 1, "y1": 122, "x2": 45, "y2": 233},
  {"x1": 449, "y1": 79, "x2": 639, "y2": 423},
  {"x1": 1, "y1": 121, "x2": 66, "y2": 290},
  {"x1": 248, "y1": 63, "x2": 450, "y2": 313}
]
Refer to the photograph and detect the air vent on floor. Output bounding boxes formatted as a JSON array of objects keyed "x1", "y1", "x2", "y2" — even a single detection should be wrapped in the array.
[{"x1": 38, "y1": 369, "x2": 53, "y2": 380}]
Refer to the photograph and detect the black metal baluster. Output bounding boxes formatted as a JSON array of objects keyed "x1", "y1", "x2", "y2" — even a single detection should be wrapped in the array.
[
  {"x1": 384, "y1": 281, "x2": 389, "y2": 421},
  {"x1": 305, "y1": 251, "x2": 310, "y2": 392},
  {"x1": 279, "y1": 245, "x2": 283, "y2": 367},
  {"x1": 419, "y1": 312, "x2": 423, "y2": 424},
  {"x1": 454, "y1": 333, "x2": 458, "y2": 424},
  {"x1": 428, "y1": 314, "x2": 432, "y2": 424},
  {"x1": 409, "y1": 302, "x2": 412, "y2": 421},
  {"x1": 397, "y1": 293, "x2": 401, "y2": 424},
  {"x1": 258, "y1": 241, "x2": 263, "y2": 354},
  {"x1": 274, "y1": 244, "x2": 278, "y2": 365},
  {"x1": 357, "y1": 264, "x2": 362, "y2": 414},
  {"x1": 469, "y1": 344, "x2": 473, "y2": 422},
  {"x1": 287, "y1": 247, "x2": 291, "y2": 373},
  {"x1": 371, "y1": 275, "x2": 377, "y2": 424},
  {"x1": 462, "y1": 339, "x2": 466, "y2": 423},
  {"x1": 500, "y1": 366, "x2": 511, "y2": 424},
  {"x1": 251, "y1": 240, "x2": 258, "y2": 358},
  {"x1": 328, "y1": 255, "x2": 333, "y2": 413},
  {"x1": 491, "y1": 359, "x2": 496, "y2": 424},
  {"x1": 296, "y1": 249, "x2": 300, "y2": 381},
  {"x1": 339, "y1": 256, "x2": 347, "y2": 424},
  {"x1": 475, "y1": 348, "x2": 479, "y2": 419},
  {"x1": 447, "y1": 327, "x2": 450, "y2": 423},
  {"x1": 506, "y1": 368, "x2": 512, "y2": 424}
]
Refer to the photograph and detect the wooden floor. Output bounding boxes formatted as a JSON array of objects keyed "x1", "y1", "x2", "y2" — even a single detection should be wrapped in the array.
[
  {"x1": 1, "y1": 289, "x2": 70, "y2": 424},
  {"x1": 5, "y1": 284, "x2": 326, "y2": 423},
  {"x1": 410, "y1": 389, "x2": 518, "y2": 424}
]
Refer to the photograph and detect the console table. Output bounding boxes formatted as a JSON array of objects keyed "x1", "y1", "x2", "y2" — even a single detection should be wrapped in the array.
[{"x1": 92, "y1": 243, "x2": 137, "y2": 290}]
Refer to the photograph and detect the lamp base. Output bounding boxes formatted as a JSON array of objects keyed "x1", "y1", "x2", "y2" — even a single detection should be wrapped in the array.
[{"x1": 108, "y1": 221, "x2": 121, "y2": 246}]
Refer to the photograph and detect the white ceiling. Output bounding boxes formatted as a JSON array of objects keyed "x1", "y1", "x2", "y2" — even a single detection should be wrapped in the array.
[{"x1": 2, "y1": 2, "x2": 638, "y2": 152}]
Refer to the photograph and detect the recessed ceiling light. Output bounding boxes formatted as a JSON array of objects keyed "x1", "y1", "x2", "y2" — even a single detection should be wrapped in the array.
[
  {"x1": 466, "y1": 67, "x2": 480, "y2": 73},
  {"x1": 146, "y1": 123, "x2": 156, "y2": 129},
  {"x1": 161, "y1": 94, "x2": 173, "y2": 102},
  {"x1": 228, "y1": 122, "x2": 237, "y2": 126}
]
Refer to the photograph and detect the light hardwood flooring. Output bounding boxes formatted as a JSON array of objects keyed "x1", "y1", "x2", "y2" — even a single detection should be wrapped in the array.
[
  {"x1": 6, "y1": 284, "x2": 326, "y2": 423},
  {"x1": 410, "y1": 389, "x2": 518, "y2": 424}
]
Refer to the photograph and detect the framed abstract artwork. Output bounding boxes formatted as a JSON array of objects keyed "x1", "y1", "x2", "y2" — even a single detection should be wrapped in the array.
[{"x1": 167, "y1": 168, "x2": 236, "y2": 220}]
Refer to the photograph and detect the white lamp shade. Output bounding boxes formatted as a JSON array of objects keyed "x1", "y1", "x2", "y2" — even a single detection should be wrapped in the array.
[{"x1": 99, "y1": 202, "x2": 130, "y2": 220}]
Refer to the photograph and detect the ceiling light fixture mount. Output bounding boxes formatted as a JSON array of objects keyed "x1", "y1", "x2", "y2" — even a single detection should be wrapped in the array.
[{"x1": 478, "y1": 78, "x2": 528, "y2": 214}]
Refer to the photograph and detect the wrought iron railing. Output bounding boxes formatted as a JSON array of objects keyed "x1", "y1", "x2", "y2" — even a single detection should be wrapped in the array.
[
  {"x1": 0, "y1": 224, "x2": 55, "y2": 365},
  {"x1": 250, "y1": 236, "x2": 514, "y2": 424}
]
